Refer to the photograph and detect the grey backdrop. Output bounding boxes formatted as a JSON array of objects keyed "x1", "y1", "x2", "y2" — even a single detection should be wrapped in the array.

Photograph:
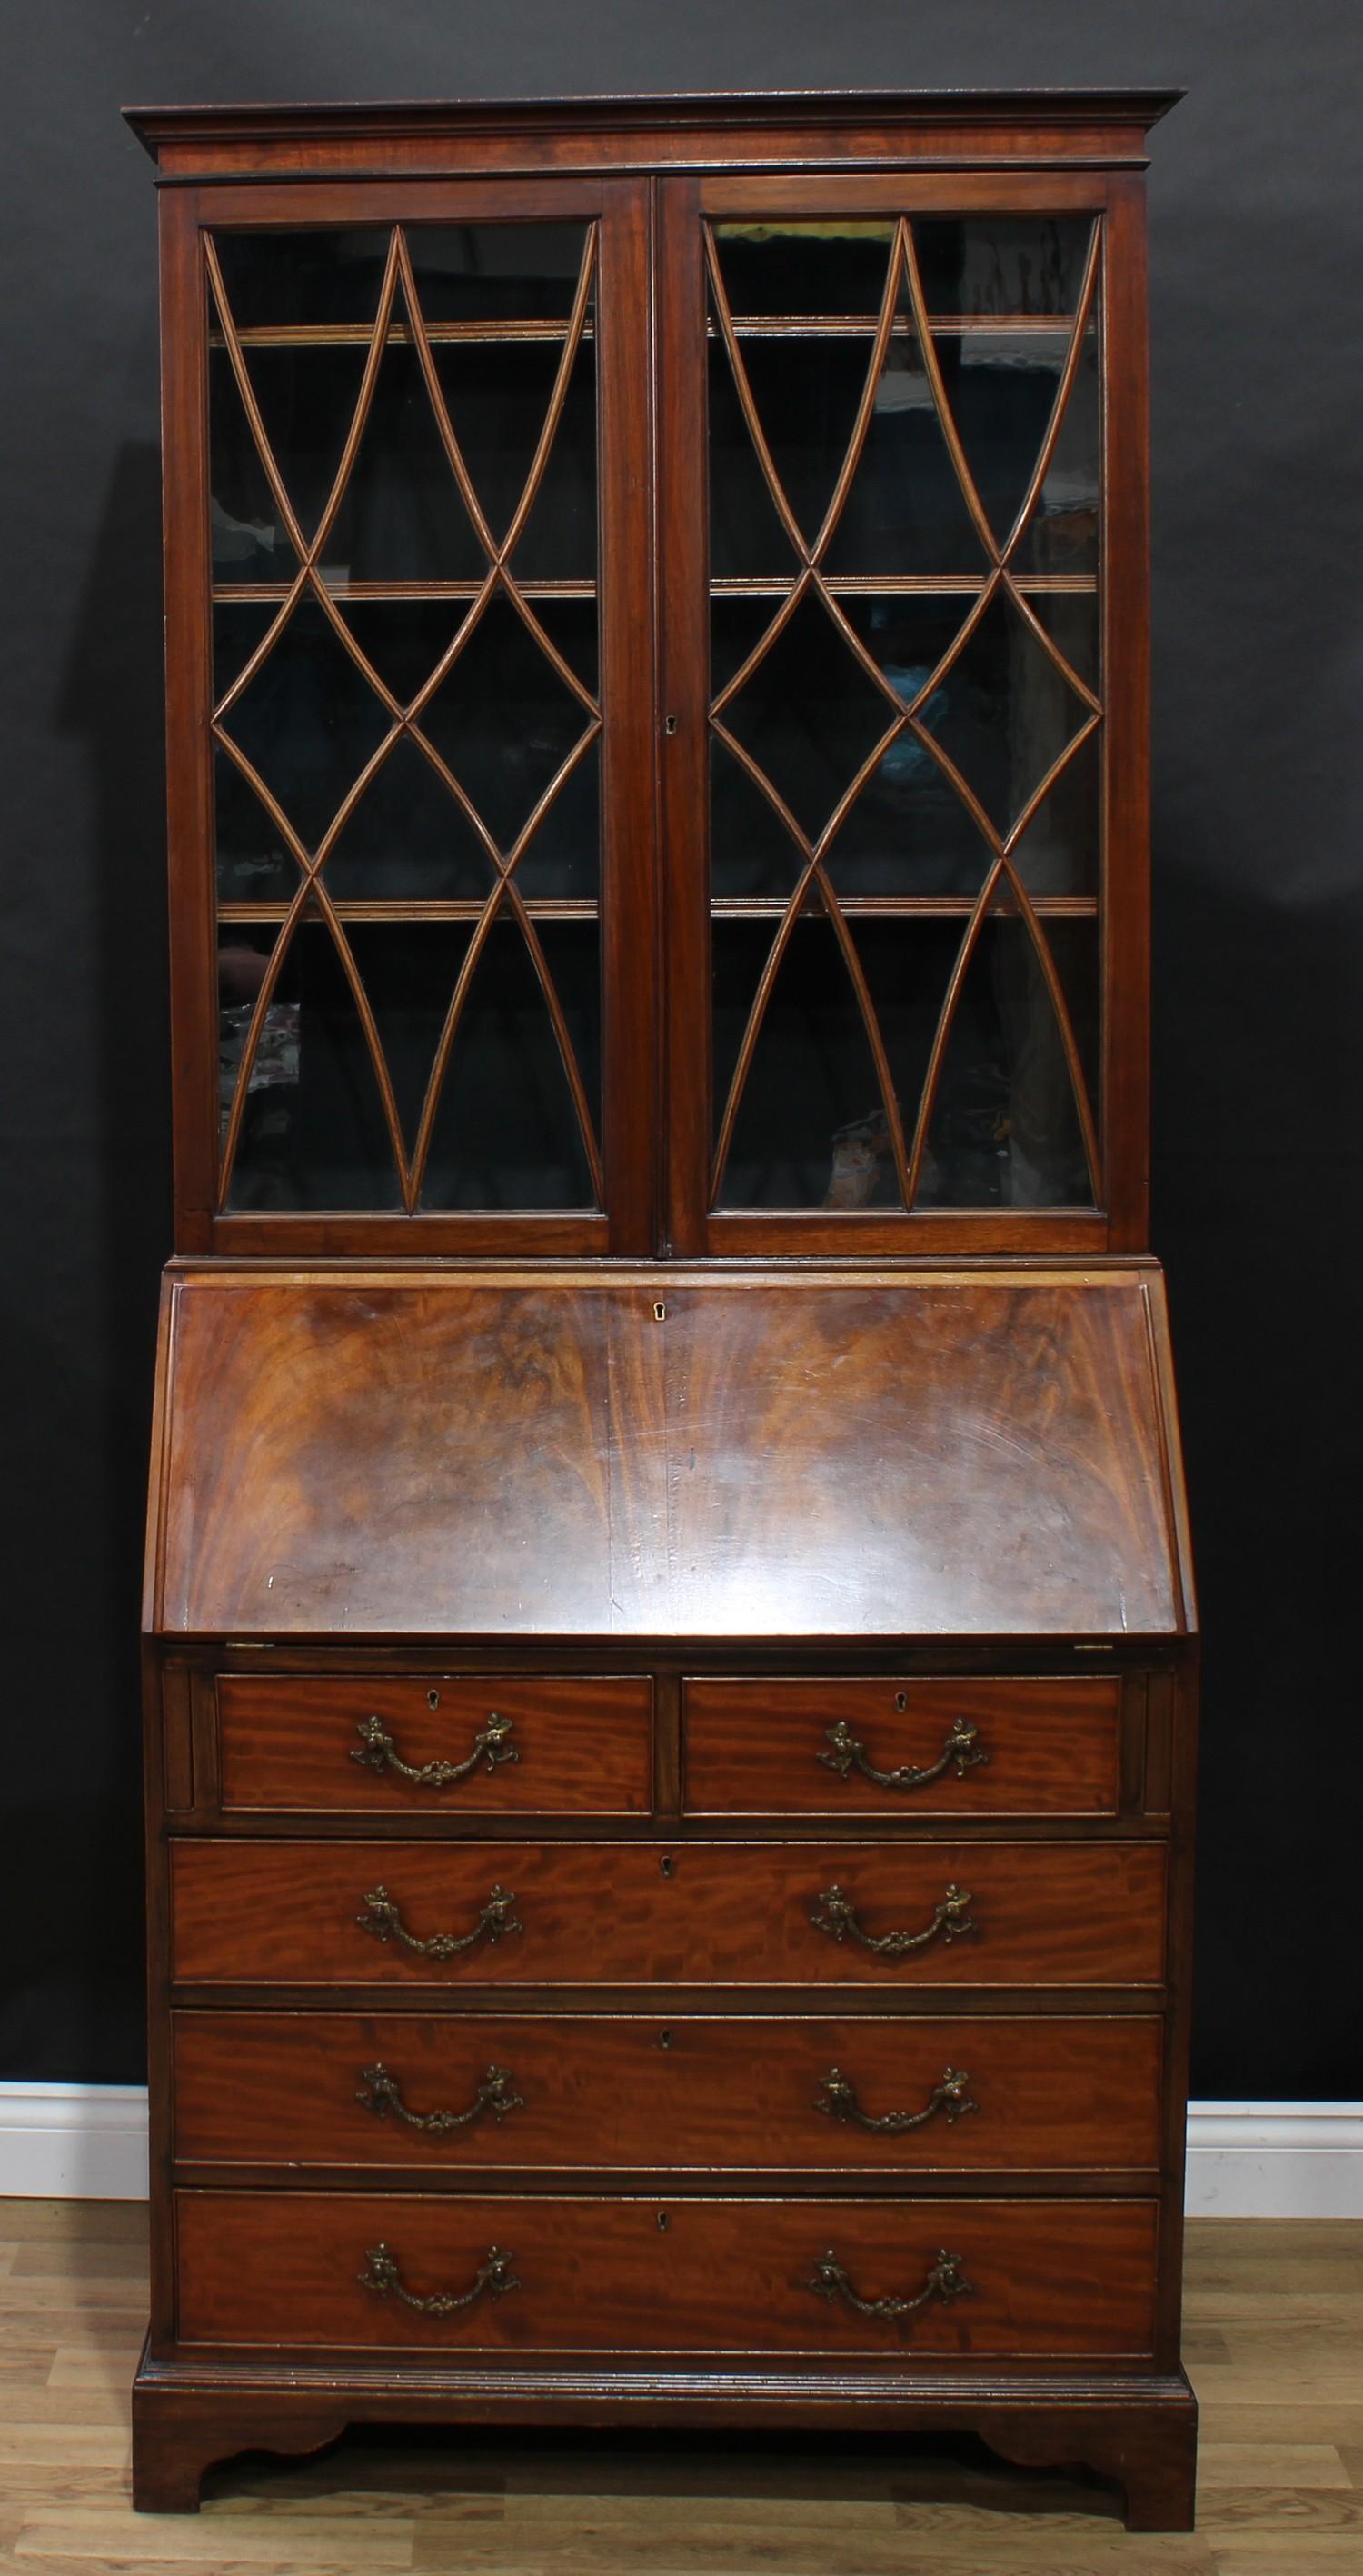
[{"x1": 3, "y1": 2, "x2": 1359, "y2": 2096}]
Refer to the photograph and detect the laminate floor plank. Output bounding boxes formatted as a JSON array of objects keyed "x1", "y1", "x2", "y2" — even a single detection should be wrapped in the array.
[{"x1": 1, "y1": 2206, "x2": 1361, "y2": 2575}]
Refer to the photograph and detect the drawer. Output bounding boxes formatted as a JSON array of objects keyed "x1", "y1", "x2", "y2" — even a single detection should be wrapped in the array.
[
  {"x1": 683, "y1": 1677, "x2": 1120, "y2": 1816},
  {"x1": 173, "y1": 2008, "x2": 1163, "y2": 2173},
  {"x1": 170, "y1": 1839, "x2": 1166, "y2": 1988},
  {"x1": 217, "y1": 1675, "x2": 652, "y2": 1817},
  {"x1": 175, "y1": 2189, "x2": 1159, "y2": 2361}
]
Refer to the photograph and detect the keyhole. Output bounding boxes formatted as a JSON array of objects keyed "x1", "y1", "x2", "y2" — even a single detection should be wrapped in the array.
[
  {"x1": 427, "y1": 1689, "x2": 441, "y2": 1710},
  {"x1": 664, "y1": 715, "x2": 678, "y2": 736},
  {"x1": 659, "y1": 2027, "x2": 673, "y2": 2049},
  {"x1": 657, "y1": 2211, "x2": 670, "y2": 2231},
  {"x1": 660, "y1": 1854, "x2": 674, "y2": 1880},
  {"x1": 653, "y1": 1301, "x2": 666, "y2": 1322},
  {"x1": 894, "y1": 1691, "x2": 907, "y2": 1712}
]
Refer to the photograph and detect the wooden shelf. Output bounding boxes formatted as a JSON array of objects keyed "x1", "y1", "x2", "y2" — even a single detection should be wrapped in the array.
[
  {"x1": 710, "y1": 573, "x2": 1097, "y2": 596},
  {"x1": 218, "y1": 897, "x2": 600, "y2": 924},
  {"x1": 217, "y1": 892, "x2": 1097, "y2": 926},
  {"x1": 213, "y1": 579, "x2": 597, "y2": 604},
  {"x1": 208, "y1": 313, "x2": 1079, "y2": 350},
  {"x1": 711, "y1": 893, "x2": 1098, "y2": 919}
]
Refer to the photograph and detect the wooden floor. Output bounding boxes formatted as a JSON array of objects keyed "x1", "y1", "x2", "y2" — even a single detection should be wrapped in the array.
[{"x1": 2, "y1": 2202, "x2": 1360, "y2": 2574}]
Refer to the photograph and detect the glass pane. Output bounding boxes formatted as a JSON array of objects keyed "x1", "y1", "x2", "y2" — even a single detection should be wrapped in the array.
[
  {"x1": 220, "y1": 924, "x2": 400, "y2": 1212},
  {"x1": 1011, "y1": 321, "x2": 1099, "y2": 574},
  {"x1": 921, "y1": 916, "x2": 1094, "y2": 1209},
  {"x1": 715, "y1": 591, "x2": 893, "y2": 847},
  {"x1": 911, "y1": 215, "x2": 1092, "y2": 319},
  {"x1": 714, "y1": 918, "x2": 898, "y2": 1210},
  {"x1": 821, "y1": 325, "x2": 988, "y2": 579},
  {"x1": 711, "y1": 219, "x2": 895, "y2": 319},
  {"x1": 421, "y1": 920, "x2": 600, "y2": 1209},
  {"x1": 405, "y1": 224, "x2": 586, "y2": 324},
  {"x1": 932, "y1": 328, "x2": 1074, "y2": 547},
  {"x1": 212, "y1": 228, "x2": 387, "y2": 329},
  {"x1": 215, "y1": 594, "x2": 392, "y2": 856},
  {"x1": 914, "y1": 587, "x2": 1092, "y2": 840}
]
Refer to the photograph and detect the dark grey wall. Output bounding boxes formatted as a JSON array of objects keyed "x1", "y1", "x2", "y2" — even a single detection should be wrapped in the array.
[{"x1": 3, "y1": 2, "x2": 1359, "y2": 2096}]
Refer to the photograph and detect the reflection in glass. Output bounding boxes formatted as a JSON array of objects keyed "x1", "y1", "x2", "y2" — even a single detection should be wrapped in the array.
[
  {"x1": 920, "y1": 918, "x2": 1094, "y2": 1209},
  {"x1": 222, "y1": 924, "x2": 399, "y2": 1213},
  {"x1": 912, "y1": 216, "x2": 1092, "y2": 318}
]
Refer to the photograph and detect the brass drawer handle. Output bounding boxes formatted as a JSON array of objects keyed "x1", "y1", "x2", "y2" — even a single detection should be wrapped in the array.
[
  {"x1": 818, "y1": 1713, "x2": 987, "y2": 1793},
  {"x1": 815, "y1": 2063, "x2": 979, "y2": 2132},
  {"x1": 351, "y1": 1710, "x2": 518, "y2": 1789},
  {"x1": 806, "y1": 2243, "x2": 973, "y2": 2324},
  {"x1": 356, "y1": 1882, "x2": 522, "y2": 1959},
  {"x1": 357, "y1": 2061, "x2": 524, "y2": 2134},
  {"x1": 810, "y1": 1881, "x2": 975, "y2": 1956},
  {"x1": 358, "y1": 2240, "x2": 520, "y2": 2316}
]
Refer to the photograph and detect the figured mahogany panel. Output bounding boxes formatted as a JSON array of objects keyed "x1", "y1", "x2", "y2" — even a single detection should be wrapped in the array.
[
  {"x1": 174, "y1": 2188, "x2": 1159, "y2": 2359},
  {"x1": 172, "y1": 2007, "x2": 1163, "y2": 2172},
  {"x1": 684, "y1": 1676, "x2": 1120, "y2": 1816},
  {"x1": 219, "y1": 1674, "x2": 652, "y2": 1815},
  {"x1": 151, "y1": 1268, "x2": 1186, "y2": 1639},
  {"x1": 170, "y1": 1837, "x2": 1166, "y2": 1988}
]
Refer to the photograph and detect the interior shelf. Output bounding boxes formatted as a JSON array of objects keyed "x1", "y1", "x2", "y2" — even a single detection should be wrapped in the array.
[
  {"x1": 216, "y1": 893, "x2": 1097, "y2": 925},
  {"x1": 208, "y1": 313, "x2": 1079, "y2": 349}
]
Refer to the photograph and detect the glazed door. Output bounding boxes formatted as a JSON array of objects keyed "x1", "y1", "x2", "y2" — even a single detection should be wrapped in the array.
[
  {"x1": 164, "y1": 177, "x2": 654, "y2": 1254},
  {"x1": 658, "y1": 173, "x2": 1148, "y2": 1254}
]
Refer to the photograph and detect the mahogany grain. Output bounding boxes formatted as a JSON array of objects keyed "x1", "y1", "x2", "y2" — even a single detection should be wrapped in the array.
[
  {"x1": 219, "y1": 1674, "x2": 652, "y2": 1816},
  {"x1": 172, "y1": 2007, "x2": 1164, "y2": 2173},
  {"x1": 174, "y1": 2189, "x2": 1160, "y2": 2361},
  {"x1": 683, "y1": 1676, "x2": 1121, "y2": 1817},
  {"x1": 169, "y1": 1836, "x2": 1167, "y2": 1988}
]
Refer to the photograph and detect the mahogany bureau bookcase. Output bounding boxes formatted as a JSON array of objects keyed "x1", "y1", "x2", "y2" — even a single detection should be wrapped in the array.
[{"x1": 127, "y1": 87, "x2": 1198, "y2": 2531}]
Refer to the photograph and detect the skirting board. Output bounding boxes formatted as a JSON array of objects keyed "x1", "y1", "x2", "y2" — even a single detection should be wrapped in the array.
[{"x1": 0, "y1": 2087, "x2": 1360, "y2": 2215}]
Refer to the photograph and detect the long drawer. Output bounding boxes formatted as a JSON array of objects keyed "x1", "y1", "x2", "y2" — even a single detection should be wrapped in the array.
[
  {"x1": 172, "y1": 2008, "x2": 1164, "y2": 2172},
  {"x1": 175, "y1": 2189, "x2": 1159, "y2": 2360},
  {"x1": 170, "y1": 1840, "x2": 1166, "y2": 1987},
  {"x1": 218, "y1": 1675, "x2": 652, "y2": 1817},
  {"x1": 684, "y1": 1677, "x2": 1121, "y2": 1816}
]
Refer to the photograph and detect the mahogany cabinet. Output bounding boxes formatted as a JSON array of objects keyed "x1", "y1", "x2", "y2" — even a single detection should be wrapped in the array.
[{"x1": 128, "y1": 87, "x2": 1196, "y2": 2531}]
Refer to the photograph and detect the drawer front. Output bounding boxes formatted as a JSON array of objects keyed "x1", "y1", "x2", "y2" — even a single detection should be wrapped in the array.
[
  {"x1": 218, "y1": 1675, "x2": 652, "y2": 1817},
  {"x1": 171, "y1": 1839, "x2": 1166, "y2": 1988},
  {"x1": 175, "y1": 2189, "x2": 1158, "y2": 2360},
  {"x1": 684, "y1": 1677, "x2": 1121, "y2": 1816},
  {"x1": 173, "y1": 2009, "x2": 1163, "y2": 2172}
]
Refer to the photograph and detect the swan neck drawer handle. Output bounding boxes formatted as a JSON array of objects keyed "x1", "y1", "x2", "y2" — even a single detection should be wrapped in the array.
[
  {"x1": 357, "y1": 2241, "x2": 520, "y2": 2315},
  {"x1": 818, "y1": 1713, "x2": 988, "y2": 1793},
  {"x1": 356, "y1": 1882, "x2": 522, "y2": 1959},
  {"x1": 356, "y1": 2061, "x2": 524, "y2": 2133},
  {"x1": 805, "y1": 2244, "x2": 974, "y2": 2323},
  {"x1": 351, "y1": 1710, "x2": 519, "y2": 1789},
  {"x1": 814, "y1": 2064, "x2": 979, "y2": 2132},
  {"x1": 809, "y1": 1881, "x2": 976, "y2": 1956}
]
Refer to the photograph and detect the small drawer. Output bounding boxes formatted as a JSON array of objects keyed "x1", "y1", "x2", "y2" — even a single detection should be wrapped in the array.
[
  {"x1": 684, "y1": 1676, "x2": 1121, "y2": 1817},
  {"x1": 170, "y1": 1837, "x2": 1166, "y2": 1989},
  {"x1": 175, "y1": 2188, "x2": 1159, "y2": 2361},
  {"x1": 172, "y1": 2007, "x2": 1163, "y2": 2174},
  {"x1": 217, "y1": 1674, "x2": 652, "y2": 1816}
]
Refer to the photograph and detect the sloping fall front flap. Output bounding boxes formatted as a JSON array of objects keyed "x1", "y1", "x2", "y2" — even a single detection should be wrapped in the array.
[{"x1": 145, "y1": 1266, "x2": 1192, "y2": 1641}]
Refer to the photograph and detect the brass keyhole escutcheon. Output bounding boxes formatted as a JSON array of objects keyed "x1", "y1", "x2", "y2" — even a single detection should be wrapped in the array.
[
  {"x1": 659, "y1": 2027, "x2": 673, "y2": 2049},
  {"x1": 660, "y1": 1854, "x2": 674, "y2": 1879},
  {"x1": 427, "y1": 1689, "x2": 440, "y2": 1710},
  {"x1": 894, "y1": 1691, "x2": 907, "y2": 1711},
  {"x1": 657, "y1": 2212, "x2": 670, "y2": 2231},
  {"x1": 653, "y1": 1301, "x2": 666, "y2": 1321}
]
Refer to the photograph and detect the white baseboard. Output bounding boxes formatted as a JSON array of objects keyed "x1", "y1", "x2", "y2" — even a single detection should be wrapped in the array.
[
  {"x1": 1186, "y1": 2100, "x2": 1363, "y2": 2218},
  {"x1": 0, "y1": 2086, "x2": 1358, "y2": 2215},
  {"x1": 0, "y1": 2084, "x2": 149, "y2": 2199}
]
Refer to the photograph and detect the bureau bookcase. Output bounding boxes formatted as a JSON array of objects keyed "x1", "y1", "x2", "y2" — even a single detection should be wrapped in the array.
[{"x1": 129, "y1": 88, "x2": 1197, "y2": 2531}]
